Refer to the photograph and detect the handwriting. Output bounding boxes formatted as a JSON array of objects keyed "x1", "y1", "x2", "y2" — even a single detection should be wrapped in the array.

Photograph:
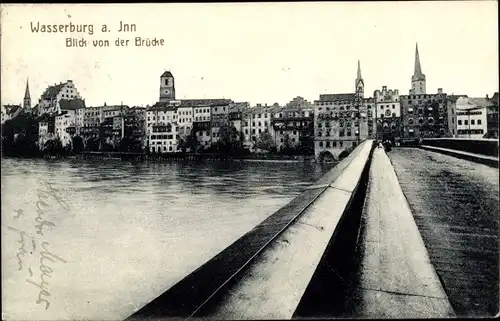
[
  {"x1": 7, "y1": 226, "x2": 34, "y2": 271},
  {"x1": 25, "y1": 242, "x2": 67, "y2": 310},
  {"x1": 34, "y1": 180, "x2": 69, "y2": 236},
  {"x1": 13, "y1": 208, "x2": 24, "y2": 219},
  {"x1": 39, "y1": 180, "x2": 70, "y2": 211}
]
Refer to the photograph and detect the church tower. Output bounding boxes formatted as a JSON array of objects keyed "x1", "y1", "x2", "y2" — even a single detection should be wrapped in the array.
[
  {"x1": 159, "y1": 71, "x2": 175, "y2": 102},
  {"x1": 410, "y1": 43, "x2": 426, "y2": 95},
  {"x1": 23, "y1": 78, "x2": 31, "y2": 112},
  {"x1": 355, "y1": 60, "x2": 364, "y2": 99}
]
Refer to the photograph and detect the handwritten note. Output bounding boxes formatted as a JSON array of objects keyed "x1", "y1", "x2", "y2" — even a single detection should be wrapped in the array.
[{"x1": 6, "y1": 180, "x2": 70, "y2": 311}]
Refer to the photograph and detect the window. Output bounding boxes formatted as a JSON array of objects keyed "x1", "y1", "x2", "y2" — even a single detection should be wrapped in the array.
[
  {"x1": 458, "y1": 120, "x2": 462, "y2": 125},
  {"x1": 326, "y1": 141, "x2": 330, "y2": 148},
  {"x1": 392, "y1": 104, "x2": 395, "y2": 109},
  {"x1": 471, "y1": 119, "x2": 475, "y2": 125},
  {"x1": 319, "y1": 141, "x2": 323, "y2": 147},
  {"x1": 464, "y1": 120, "x2": 468, "y2": 125},
  {"x1": 478, "y1": 119, "x2": 482, "y2": 125}
]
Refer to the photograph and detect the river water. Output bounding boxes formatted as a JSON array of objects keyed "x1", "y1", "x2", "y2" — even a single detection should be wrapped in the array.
[{"x1": 1, "y1": 157, "x2": 333, "y2": 320}]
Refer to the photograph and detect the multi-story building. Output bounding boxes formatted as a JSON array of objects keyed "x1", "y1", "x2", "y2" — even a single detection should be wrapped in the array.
[
  {"x1": 38, "y1": 114, "x2": 56, "y2": 148},
  {"x1": 314, "y1": 61, "x2": 369, "y2": 160},
  {"x1": 146, "y1": 102, "x2": 180, "y2": 153},
  {"x1": 242, "y1": 103, "x2": 278, "y2": 150},
  {"x1": 400, "y1": 44, "x2": 450, "y2": 141},
  {"x1": 374, "y1": 86, "x2": 401, "y2": 143},
  {"x1": 273, "y1": 98, "x2": 313, "y2": 151},
  {"x1": 37, "y1": 80, "x2": 82, "y2": 116},
  {"x1": 455, "y1": 96, "x2": 488, "y2": 138},
  {"x1": 55, "y1": 110, "x2": 76, "y2": 147},
  {"x1": 210, "y1": 101, "x2": 232, "y2": 145}
]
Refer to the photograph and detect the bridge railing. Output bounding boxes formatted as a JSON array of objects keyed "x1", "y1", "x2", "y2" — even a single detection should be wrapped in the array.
[{"x1": 421, "y1": 138, "x2": 499, "y2": 157}]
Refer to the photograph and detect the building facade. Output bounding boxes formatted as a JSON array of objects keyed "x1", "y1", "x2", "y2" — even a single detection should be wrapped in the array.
[
  {"x1": 374, "y1": 86, "x2": 401, "y2": 143},
  {"x1": 314, "y1": 61, "x2": 369, "y2": 160},
  {"x1": 455, "y1": 97, "x2": 488, "y2": 138}
]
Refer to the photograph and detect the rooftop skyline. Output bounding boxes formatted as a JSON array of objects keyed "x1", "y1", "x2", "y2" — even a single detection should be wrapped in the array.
[{"x1": 1, "y1": 2, "x2": 498, "y2": 107}]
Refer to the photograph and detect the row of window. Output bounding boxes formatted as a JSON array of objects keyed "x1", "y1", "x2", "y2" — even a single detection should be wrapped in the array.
[
  {"x1": 318, "y1": 141, "x2": 351, "y2": 148},
  {"x1": 457, "y1": 129, "x2": 484, "y2": 135},
  {"x1": 317, "y1": 130, "x2": 359, "y2": 137},
  {"x1": 457, "y1": 119, "x2": 482, "y2": 126}
]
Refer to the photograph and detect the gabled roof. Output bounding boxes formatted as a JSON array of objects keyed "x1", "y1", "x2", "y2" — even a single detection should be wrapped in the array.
[
  {"x1": 161, "y1": 71, "x2": 173, "y2": 78},
  {"x1": 42, "y1": 83, "x2": 66, "y2": 99},
  {"x1": 59, "y1": 98, "x2": 86, "y2": 110},
  {"x1": 5, "y1": 105, "x2": 22, "y2": 115}
]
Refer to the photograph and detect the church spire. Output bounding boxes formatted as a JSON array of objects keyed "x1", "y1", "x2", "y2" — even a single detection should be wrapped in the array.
[
  {"x1": 357, "y1": 59, "x2": 362, "y2": 80},
  {"x1": 24, "y1": 78, "x2": 31, "y2": 100},
  {"x1": 23, "y1": 77, "x2": 31, "y2": 111},
  {"x1": 413, "y1": 43, "x2": 424, "y2": 79}
]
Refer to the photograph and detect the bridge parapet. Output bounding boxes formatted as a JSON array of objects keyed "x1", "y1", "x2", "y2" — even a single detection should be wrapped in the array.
[{"x1": 422, "y1": 138, "x2": 499, "y2": 157}]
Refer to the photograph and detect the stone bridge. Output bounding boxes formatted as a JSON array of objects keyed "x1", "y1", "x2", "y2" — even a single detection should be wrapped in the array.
[{"x1": 126, "y1": 138, "x2": 499, "y2": 320}]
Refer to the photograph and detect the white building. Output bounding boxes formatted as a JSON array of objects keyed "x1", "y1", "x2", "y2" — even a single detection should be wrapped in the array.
[
  {"x1": 55, "y1": 110, "x2": 76, "y2": 147},
  {"x1": 455, "y1": 97, "x2": 488, "y2": 138},
  {"x1": 146, "y1": 103, "x2": 180, "y2": 153}
]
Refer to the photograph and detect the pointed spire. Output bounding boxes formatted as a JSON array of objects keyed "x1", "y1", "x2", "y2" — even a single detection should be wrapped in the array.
[
  {"x1": 414, "y1": 43, "x2": 424, "y2": 78},
  {"x1": 357, "y1": 60, "x2": 362, "y2": 80},
  {"x1": 24, "y1": 77, "x2": 31, "y2": 99}
]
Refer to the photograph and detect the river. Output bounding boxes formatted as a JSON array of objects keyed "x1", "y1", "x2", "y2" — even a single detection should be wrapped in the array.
[{"x1": 1, "y1": 157, "x2": 334, "y2": 320}]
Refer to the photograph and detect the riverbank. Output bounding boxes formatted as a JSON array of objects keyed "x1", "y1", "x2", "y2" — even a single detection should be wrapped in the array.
[{"x1": 2, "y1": 151, "x2": 325, "y2": 163}]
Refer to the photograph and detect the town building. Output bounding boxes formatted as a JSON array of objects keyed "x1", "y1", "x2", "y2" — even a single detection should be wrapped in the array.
[
  {"x1": 55, "y1": 110, "x2": 76, "y2": 147},
  {"x1": 374, "y1": 86, "x2": 401, "y2": 143},
  {"x1": 313, "y1": 61, "x2": 369, "y2": 160},
  {"x1": 242, "y1": 103, "x2": 279, "y2": 150},
  {"x1": 455, "y1": 96, "x2": 488, "y2": 138},
  {"x1": 400, "y1": 44, "x2": 450, "y2": 141},
  {"x1": 273, "y1": 98, "x2": 313, "y2": 152},
  {"x1": 37, "y1": 80, "x2": 83, "y2": 116}
]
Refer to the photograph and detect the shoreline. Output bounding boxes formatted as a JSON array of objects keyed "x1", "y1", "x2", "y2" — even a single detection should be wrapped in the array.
[{"x1": 1, "y1": 153, "x2": 330, "y2": 164}]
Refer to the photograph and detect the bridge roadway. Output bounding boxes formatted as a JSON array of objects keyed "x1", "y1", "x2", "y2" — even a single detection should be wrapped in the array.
[{"x1": 386, "y1": 147, "x2": 499, "y2": 317}]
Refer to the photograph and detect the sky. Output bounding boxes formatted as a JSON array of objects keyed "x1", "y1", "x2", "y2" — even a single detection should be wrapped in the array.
[{"x1": 1, "y1": 2, "x2": 498, "y2": 107}]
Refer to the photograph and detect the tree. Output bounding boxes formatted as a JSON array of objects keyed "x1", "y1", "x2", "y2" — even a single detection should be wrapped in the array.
[{"x1": 255, "y1": 131, "x2": 274, "y2": 152}]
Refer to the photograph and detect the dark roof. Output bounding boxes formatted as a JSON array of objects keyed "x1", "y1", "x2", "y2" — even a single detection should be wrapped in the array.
[
  {"x1": 59, "y1": 99, "x2": 86, "y2": 110},
  {"x1": 490, "y1": 92, "x2": 499, "y2": 103},
  {"x1": 148, "y1": 101, "x2": 177, "y2": 111},
  {"x1": 178, "y1": 99, "x2": 232, "y2": 107},
  {"x1": 42, "y1": 83, "x2": 66, "y2": 99},
  {"x1": 161, "y1": 71, "x2": 173, "y2": 78},
  {"x1": 5, "y1": 105, "x2": 22, "y2": 115},
  {"x1": 318, "y1": 93, "x2": 356, "y2": 102}
]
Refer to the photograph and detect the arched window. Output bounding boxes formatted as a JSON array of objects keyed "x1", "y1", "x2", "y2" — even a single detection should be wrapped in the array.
[{"x1": 428, "y1": 117, "x2": 434, "y2": 124}]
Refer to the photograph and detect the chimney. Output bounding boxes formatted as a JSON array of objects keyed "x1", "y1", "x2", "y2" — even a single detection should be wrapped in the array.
[
  {"x1": 438, "y1": 88, "x2": 443, "y2": 94},
  {"x1": 486, "y1": 94, "x2": 489, "y2": 99}
]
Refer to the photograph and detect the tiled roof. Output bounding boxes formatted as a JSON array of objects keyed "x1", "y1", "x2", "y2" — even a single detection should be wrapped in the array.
[
  {"x1": 42, "y1": 83, "x2": 65, "y2": 99},
  {"x1": 161, "y1": 71, "x2": 173, "y2": 78},
  {"x1": 148, "y1": 101, "x2": 177, "y2": 111},
  {"x1": 318, "y1": 93, "x2": 356, "y2": 101},
  {"x1": 490, "y1": 92, "x2": 499, "y2": 103},
  {"x1": 59, "y1": 99, "x2": 86, "y2": 110}
]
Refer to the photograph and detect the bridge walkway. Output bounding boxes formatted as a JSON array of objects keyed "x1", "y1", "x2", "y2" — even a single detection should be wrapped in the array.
[
  {"x1": 387, "y1": 147, "x2": 499, "y2": 317},
  {"x1": 343, "y1": 147, "x2": 455, "y2": 318}
]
